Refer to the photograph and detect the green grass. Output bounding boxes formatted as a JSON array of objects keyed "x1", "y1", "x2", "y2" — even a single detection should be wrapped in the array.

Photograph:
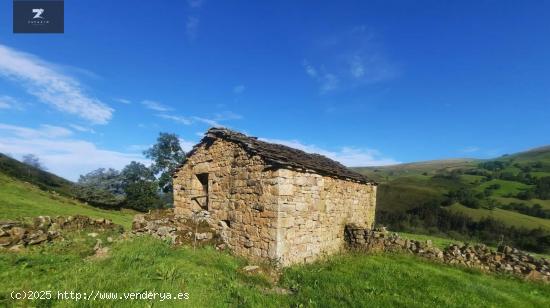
[
  {"x1": 448, "y1": 203, "x2": 550, "y2": 231},
  {"x1": 1, "y1": 235, "x2": 549, "y2": 307},
  {"x1": 531, "y1": 172, "x2": 550, "y2": 179},
  {"x1": 0, "y1": 173, "x2": 135, "y2": 229},
  {"x1": 476, "y1": 179, "x2": 532, "y2": 197},
  {"x1": 495, "y1": 197, "x2": 550, "y2": 210}
]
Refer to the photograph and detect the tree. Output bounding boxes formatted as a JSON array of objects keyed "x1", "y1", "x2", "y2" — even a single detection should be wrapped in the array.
[
  {"x1": 76, "y1": 168, "x2": 125, "y2": 209},
  {"x1": 120, "y1": 161, "x2": 162, "y2": 211},
  {"x1": 144, "y1": 133, "x2": 186, "y2": 194},
  {"x1": 22, "y1": 154, "x2": 46, "y2": 170},
  {"x1": 120, "y1": 161, "x2": 155, "y2": 185},
  {"x1": 124, "y1": 180, "x2": 162, "y2": 212},
  {"x1": 78, "y1": 168, "x2": 125, "y2": 196},
  {"x1": 535, "y1": 177, "x2": 550, "y2": 200}
]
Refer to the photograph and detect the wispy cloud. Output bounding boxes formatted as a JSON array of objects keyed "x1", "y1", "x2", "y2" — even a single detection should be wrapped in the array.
[
  {"x1": 157, "y1": 114, "x2": 193, "y2": 125},
  {"x1": 141, "y1": 100, "x2": 172, "y2": 112},
  {"x1": 303, "y1": 62, "x2": 339, "y2": 93},
  {"x1": 0, "y1": 95, "x2": 23, "y2": 110},
  {"x1": 0, "y1": 45, "x2": 113, "y2": 124},
  {"x1": 69, "y1": 124, "x2": 96, "y2": 134},
  {"x1": 233, "y1": 85, "x2": 246, "y2": 94},
  {"x1": 114, "y1": 98, "x2": 131, "y2": 104},
  {"x1": 304, "y1": 26, "x2": 398, "y2": 93},
  {"x1": 260, "y1": 137, "x2": 399, "y2": 167},
  {"x1": 0, "y1": 123, "x2": 148, "y2": 181},
  {"x1": 187, "y1": 0, "x2": 205, "y2": 8},
  {"x1": 178, "y1": 138, "x2": 196, "y2": 152},
  {"x1": 159, "y1": 110, "x2": 243, "y2": 128},
  {"x1": 0, "y1": 123, "x2": 72, "y2": 138},
  {"x1": 185, "y1": 0, "x2": 205, "y2": 40},
  {"x1": 460, "y1": 146, "x2": 480, "y2": 154},
  {"x1": 186, "y1": 16, "x2": 200, "y2": 40}
]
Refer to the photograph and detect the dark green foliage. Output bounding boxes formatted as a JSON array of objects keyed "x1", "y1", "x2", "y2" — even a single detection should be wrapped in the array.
[
  {"x1": 76, "y1": 168, "x2": 125, "y2": 209},
  {"x1": 377, "y1": 204, "x2": 550, "y2": 253},
  {"x1": 74, "y1": 185, "x2": 123, "y2": 209},
  {"x1": 535, "y1": 177, "x2": 550, "y2": 199},
  {"x1": 501, "y1": 203, "x2": 550, "y2": 219},
  {"x1": 479, "y1": 161, "x2": 510, "y2": 171},
  {"x1": 120, "y1": 162, "x2": 162, "y2": 212},
  {"x1": 124, "y1": 180, "x2": 162, "y2": 212},
  {"x1": 143, "y1": 133, "x2": 186, "y2": 194},
  {"x1": 78, "y1": 168, "x2": 125, "y2": 195},
  {"x1": 443, "y1": 188, "x2": 482, "y2": 208}
]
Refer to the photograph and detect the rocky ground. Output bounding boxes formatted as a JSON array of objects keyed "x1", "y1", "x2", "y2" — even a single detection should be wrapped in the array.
[
  {"x1": 0, "y1": 215, "x2": 123, "y2": 251},
  {"x1": 131, "y1": 209, "x2": 224, "y2": 249}
]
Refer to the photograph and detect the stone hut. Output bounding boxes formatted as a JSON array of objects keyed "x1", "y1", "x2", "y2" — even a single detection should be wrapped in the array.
[{"x1": 173, "y1": 128, "x2": 377, "y2": 266}]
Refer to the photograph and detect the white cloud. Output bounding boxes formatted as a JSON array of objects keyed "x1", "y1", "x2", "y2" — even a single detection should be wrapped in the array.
[
  {"x1": 186, "y1": 16, "x2": 200, "y2": 40},
  {"x1": 0, "y1": 123, "x2": 148, "y2": 181},
  {"x1": 0, "y1": 95, "x2": 23, "y2": 110},
  {"x1": 115, "y1": 98, "x2": 131, "y2": 104},
  {"x1": 69, "y1": 124, "x2": 96, "y2": 134},
  {"x1": 192, "y1": 116, "x2": 221, "y2": 127},
  {"x1": 302, "y1": 63, "x2": 339, "y2": 93},
  {"x1": 159, "y1": 111, "x2": 242, "y2": 128},
  {"x1": 178, "y1": 138, "x2": 196, "y2": 152},
  {"x1": 233, "y1": 85, "x2": 246, "y2": 94},
  {"x1": 0, "y1": 123, "x2": 72, "y2": 139},
  {"x1": 260, "y1": 138, "x2": 399, "y2": 167},
  {"x1": 0, "y1": 45, "x2": 113, "y2": 124},
  {"x1": 460, "y1": 146, "x2": 480, "y2": 154},
  {"x1": 187, "y1": 0, "x2": 205, "y2": 8},
  {"x1": 141, "y1": 100, "x2": 172, "y2": 112},
  {"x1": 303, "y1": 26, "x2": 398, "y2": 93},
  {"x1": 157, "y1": 114, "x2": 193, "y2": 125}
]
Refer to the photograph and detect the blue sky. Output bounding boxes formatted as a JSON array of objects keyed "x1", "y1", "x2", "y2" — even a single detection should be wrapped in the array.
[{"x1": 0, "y1": 0, "x2": 549, "y2": 180}]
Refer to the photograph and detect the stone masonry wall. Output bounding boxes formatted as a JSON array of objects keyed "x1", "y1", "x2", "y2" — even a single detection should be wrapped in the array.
[
  {"x1": 275, "y1": 169, "x2": 376, "y2": 265},
  {"x1": 173, "y1": 139, "x2": 377, "y2": 266},
  {"x1": 345, "y1": 225, "x2": 550, "y2": 282},
  {"x1": 173, "y1": 139, "x2": 280, "y2": 261}
]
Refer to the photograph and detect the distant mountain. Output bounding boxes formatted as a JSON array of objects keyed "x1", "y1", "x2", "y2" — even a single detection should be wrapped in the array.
[{"x1": 0, "y1": 153, "x2": 76, "y2": 198}]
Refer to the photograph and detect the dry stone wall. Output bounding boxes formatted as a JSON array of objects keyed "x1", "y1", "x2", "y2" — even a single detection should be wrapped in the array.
[
  {"x1": 345, "y1": 225, "x2": 550, "y2": 282},
  {"x1": 0, "y1": 215, "x2": 122, "y2": 250},
  {"x1": 275, "y1": 169, "x2": 376, "y2": 265},
  {"x1": 173, "y1": 139, "x2": 280, "y2": 262}
]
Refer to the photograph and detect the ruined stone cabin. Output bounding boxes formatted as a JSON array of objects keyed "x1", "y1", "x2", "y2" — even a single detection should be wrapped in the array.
[{"x1": 173, "y1": 128, "x2": 377, "y2": 266}]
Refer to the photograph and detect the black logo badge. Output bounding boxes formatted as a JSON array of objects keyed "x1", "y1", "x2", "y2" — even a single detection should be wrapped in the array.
[{"x1": 13, "y1": 0, "x2": 64, "y2": 33}]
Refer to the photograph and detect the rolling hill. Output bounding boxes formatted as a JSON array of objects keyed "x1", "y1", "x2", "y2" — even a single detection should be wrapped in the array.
[
  {"x1": 0, "y1": 154, "x2": 135, "y2": 228},
  {"x1": 354, "y1": 145, "x2": 550, "y2": 253}
]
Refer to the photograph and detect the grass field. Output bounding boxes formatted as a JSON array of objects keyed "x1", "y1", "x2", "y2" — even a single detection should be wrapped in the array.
[
  {"x1": 448, "y1": 203, "x2": 550, "y2": 231},
  {"x1": 476, "y1": 179, "x2": 532, "y2": 197},
  {"x1": 495, "y1": 197, "x2": 550, "y2": 210},
  {"x1": 0, "y1": 173, "x2": 136, "y2": 229},
  {"x1": 1, "y1": 235, "x2": 549, "y2": 307}
]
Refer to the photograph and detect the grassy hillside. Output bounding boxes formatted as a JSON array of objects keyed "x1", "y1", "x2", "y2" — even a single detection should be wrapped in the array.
[
  {"x1": 1, "y1": 235, "x2": 548, "y2": 307},
  {"x1": 354, "y1": 145, "x2": 550, "y2": 253},
  {"x1": 0, "y1": 173, "x2": 135, "y2": 228},
  {"x1": 0, "y1": 153, "x2": 77, "y2": 198}
]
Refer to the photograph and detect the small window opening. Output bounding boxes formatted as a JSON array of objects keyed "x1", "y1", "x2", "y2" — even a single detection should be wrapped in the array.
[
  {"x1": 222, "y1": 220, "x2": 231, "y2": 228},
  {"x1": 195, "y1": 173, "x2": 209, "y2": 210}
]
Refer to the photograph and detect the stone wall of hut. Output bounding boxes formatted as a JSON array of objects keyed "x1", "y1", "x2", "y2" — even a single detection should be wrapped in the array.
[
  {"x1": 173, "y1": 139, "x2": 377, "y2": 266},
  {"x1": 274, "y1": 168, "x2": 376, "y2": 265}
]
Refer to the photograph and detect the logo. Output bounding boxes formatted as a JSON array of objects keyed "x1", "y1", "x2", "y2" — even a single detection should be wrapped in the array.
[
  {"x1": 32, "y1": 8, "x2": 45, "y2": 19},
  {"x1": 13, "y1": 1, "x2": 64, "y2": 33}
]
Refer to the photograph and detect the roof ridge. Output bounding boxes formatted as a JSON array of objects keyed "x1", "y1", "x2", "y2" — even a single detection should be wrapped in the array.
[{"x1": 201, "y1": 127, "x2": 374, "y2": 184}]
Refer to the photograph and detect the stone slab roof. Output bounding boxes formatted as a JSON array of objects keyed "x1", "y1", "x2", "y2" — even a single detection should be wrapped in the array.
[{"x1": 183, "y1": 128, "x2": 375, "y2": 184}]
